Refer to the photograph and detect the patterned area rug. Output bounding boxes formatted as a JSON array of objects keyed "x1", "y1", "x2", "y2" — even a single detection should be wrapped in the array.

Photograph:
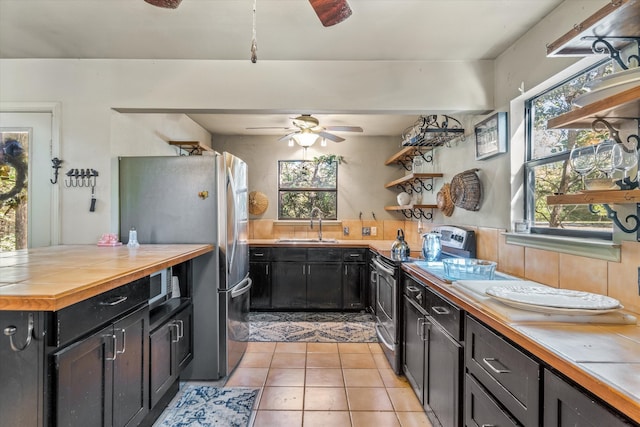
[
  {"x1": 157, "y1": 385, "x2": 258, "y2": 427},
  {"x1": 249, "y1": 311, "x2": 378, "y2": 342}
]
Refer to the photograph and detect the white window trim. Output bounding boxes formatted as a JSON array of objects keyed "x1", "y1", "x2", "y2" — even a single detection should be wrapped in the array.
[{"x1": 507, "y1": 56, "x2": 622, "y2": 261}]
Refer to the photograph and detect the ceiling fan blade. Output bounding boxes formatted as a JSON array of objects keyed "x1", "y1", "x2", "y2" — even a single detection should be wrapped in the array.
[
  {"x1": 144, "y1": 0, "x2": 182, "y2": 9},
  {"x1": 308, "y1": 0, "x2": 353, "y2": 27},
  {"x1": 246, "y1": 127, "x2": 295, "y2": 130},
  {"x1": 324, "y1": 125, "x2": 363, "y2": 132},
  {"x1": 318, "y1": 131, "x2": 345, "y2": 142},
  {"x1": 277, "y1": 132, "x2": 299, "y2": 142}
]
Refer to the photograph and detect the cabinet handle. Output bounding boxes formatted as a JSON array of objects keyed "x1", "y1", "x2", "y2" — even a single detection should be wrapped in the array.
[
  {"x1": 307, "y1": 265, "x2": 311, "y2": 275},
  {"x1": 266, "y1": 264, "x2": 269, "y2": 275},
  {"x1": 302, "y1": 265, "x2": 305, "y2": 275},
  {"x1": 482, "y1": 357, "x2": 511, "y2": 374},
  {"x1": 176, "y1": 319, "x2": 184, "y2": 340},
  {"x1": 481, "y1": 424, "x2": 497, "y2": 427},
  {"x1": 349, "y1": 253, "x2": 360, "y2": 257},
  {"x1": 170, "y1": 323, "x2": 180, "y2": 343},
  {"x1": 104, "y1": 334, "x2": 117, "y2": 361},
  {"x1": 99, "y1": 296, "x2": 128, "y2": 306},
  {"x1": 3, "y1": 312, "x2": 34, "y2": 352},
  {"x1": 431, "y1": 306, "x2": 450, "y2": 315},
  {"x1": 254, "y1": 253, "x2": 264, "y2": 257},
  {"x1": 344, "y1": 265, "x2": 348, "y2": 275},
  {"x1": 116, "y1": 328, "x2": 126, "y2": 355}
]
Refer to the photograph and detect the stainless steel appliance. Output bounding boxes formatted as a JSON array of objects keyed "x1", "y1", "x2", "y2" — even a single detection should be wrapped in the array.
[
  {"x1": 119, "y1": 154, "x2": 250, "y2": 380},
  {"x1": 372, "y1": 225, "x2": 476, "y2": 374}
]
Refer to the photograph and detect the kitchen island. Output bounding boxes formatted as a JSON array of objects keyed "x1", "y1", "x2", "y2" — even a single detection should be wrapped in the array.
[{"x1": 0, "y1": 244, "x2": 212, "y2": 427}]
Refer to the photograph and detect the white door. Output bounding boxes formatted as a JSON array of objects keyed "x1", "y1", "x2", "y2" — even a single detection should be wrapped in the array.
[{"x1": 0, "y1": 112, "x2": 55, "y2": 249}]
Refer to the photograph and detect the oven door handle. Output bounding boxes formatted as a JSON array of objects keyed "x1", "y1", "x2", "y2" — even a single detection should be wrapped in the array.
[
  {"x1": 375, "y1": 324, "x2": 395, "y2": 352},
  {"x1": 372, "y1": 258, "x2": 395, "y2": 276}
]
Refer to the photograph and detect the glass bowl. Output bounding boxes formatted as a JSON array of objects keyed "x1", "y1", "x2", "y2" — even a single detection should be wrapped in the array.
[{"x1": 442, "y1": 258, "x2": 497, "y2": 280}]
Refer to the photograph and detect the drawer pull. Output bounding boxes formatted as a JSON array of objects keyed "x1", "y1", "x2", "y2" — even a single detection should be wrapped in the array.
[
  {"x1": 481, "y1": 424, "x2": 497, "y2": 427},
  {"x1": 482, "y1": 357, "x2": 511, "y2": 374},
  {"x1": 349, "y1": 253, "x2": 360, "y2": 257},
  {"x1": 431, "y1": 306, "x2": 450, "y2": 315},
  {"x1": 176, "y1": 319, "x2": 184, "y2": 340},
  {"x1": 99, "y1": 296, "x2": 128, "y2": 306},
  {"x1": 254, "y1": 253, "x2": 264, "y2": 257},
  {"x1": 170, "y1": 323, "x2": 180, "y2": 343}
]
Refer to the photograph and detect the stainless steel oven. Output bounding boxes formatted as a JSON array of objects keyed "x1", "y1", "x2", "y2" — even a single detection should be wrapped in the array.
[{"x1": 373, "y1": 254, "x2": 401, "y2": 374}]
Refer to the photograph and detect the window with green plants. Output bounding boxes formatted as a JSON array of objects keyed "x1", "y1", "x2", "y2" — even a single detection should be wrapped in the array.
[
  {"x1": 278, "y1": 155, "x2": 343, "y2": 220},
  {"x1": 524, "y1": 59, "x2": 615, "y2": 238}
]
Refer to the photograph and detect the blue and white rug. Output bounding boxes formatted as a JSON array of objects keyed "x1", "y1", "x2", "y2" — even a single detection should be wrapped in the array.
[
  {"x1": 157, "y1": 385, "x2": 258, "y2": 427},
  {"x1": 249, "y1": 311, "x2": 377, "y2": 342}
]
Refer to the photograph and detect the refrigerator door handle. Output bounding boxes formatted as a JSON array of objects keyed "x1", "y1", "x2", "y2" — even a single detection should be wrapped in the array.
[
  {"x1": 230, "y1": 275, "x2": 252, "y2": 299},
  {"x1": 227, "y1": 166, "x2": 239, "y2": 276}
]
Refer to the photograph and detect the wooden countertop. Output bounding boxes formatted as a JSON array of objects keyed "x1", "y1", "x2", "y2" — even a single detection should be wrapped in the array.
[
  {"x1": 402, "y1": 263, "x2": 640, "y2": 424},
  {"x1": 0, "y1": 244, "x2": 213, "y2": 311}
]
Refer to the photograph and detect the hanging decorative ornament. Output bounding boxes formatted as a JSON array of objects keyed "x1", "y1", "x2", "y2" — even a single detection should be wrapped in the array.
[
  {"x1": 250, "y1": 0, "x2": 258, "y2": 63},
  {"x1": 248, "y1": 191, "x2": 269, "y2": 215}
]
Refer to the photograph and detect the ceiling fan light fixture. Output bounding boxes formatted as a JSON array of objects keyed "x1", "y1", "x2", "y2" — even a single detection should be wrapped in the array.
[
  {"x1": 293, "y1": 131, "x2": 321, "y2": 147},
  {"x1": 320, "y1": 138, "x2": 327, "y2": 147},
  {"x1": 144, "y1": 0, "x2": 182, "y2": 9}
]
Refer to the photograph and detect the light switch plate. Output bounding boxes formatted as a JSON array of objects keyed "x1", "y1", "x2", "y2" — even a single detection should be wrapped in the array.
[
  {"x1": 371, "y1": 227, "x2": 377, "y2": 236},
  {"x1": 343, "y1": 226, "x2": 350, "y2": 236}
]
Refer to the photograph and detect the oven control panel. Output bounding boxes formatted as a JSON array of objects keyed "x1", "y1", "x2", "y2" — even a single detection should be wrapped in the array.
[{"x1": 432, "y1": 225, "x2": 475, "y2": 252}]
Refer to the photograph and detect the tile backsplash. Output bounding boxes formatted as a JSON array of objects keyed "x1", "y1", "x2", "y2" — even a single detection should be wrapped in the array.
[{"x1": 249, "y1": 220, "x2": 640, "y2": 315}]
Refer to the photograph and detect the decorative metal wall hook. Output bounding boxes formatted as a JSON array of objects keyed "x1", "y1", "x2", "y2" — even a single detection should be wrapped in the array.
[
  {"x1": 50, "y1": 157, "x2": 63, "y2": 184},
  {"x1": 3, "y1": 312, "x2": 34, "y2": 352}
]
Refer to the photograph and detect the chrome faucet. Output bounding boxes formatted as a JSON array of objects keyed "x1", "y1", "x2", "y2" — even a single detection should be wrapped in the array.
[{"x1": 310, "y1": 207, "x2": 323, "y2": 241}]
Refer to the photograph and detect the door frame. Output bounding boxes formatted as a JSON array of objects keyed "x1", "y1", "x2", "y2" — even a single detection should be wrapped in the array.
[{"x1": 0, "y1": 102, "x2": 62, "y2": 246}]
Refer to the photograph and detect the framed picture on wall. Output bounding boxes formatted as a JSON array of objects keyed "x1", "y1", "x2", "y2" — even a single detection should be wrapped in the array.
[{"x1": 474, "y1": 112, "x2": 508, "y2": 160}]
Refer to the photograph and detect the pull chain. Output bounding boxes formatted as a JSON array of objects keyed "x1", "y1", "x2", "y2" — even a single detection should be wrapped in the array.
[{"x1": 250, "y1": 0, "x2": 257, "y2": 63}]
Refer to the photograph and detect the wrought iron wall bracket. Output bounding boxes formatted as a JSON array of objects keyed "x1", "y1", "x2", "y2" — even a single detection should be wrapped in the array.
[
  {"x1": 399, "y1": 207, "x2": 433, "y2": 221},
  {"x1": 591, "y1": 203, "x2": 640, "y2": 240},
  {"x1": 395, "y1": 177, "x2": 434, "y2": 194},
  {"x1": 397, "y1": 147, "x2": 435, "y2": 171},
  {"x1": 584, "y1": 36, "x2": 640, "y2": 70}
]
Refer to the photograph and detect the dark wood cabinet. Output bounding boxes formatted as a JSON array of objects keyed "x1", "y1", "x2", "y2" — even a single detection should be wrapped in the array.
[
  {"x1": 271, "y1": 260, "x2": 307, "y2": 309},
  {"x1": 249, "y1": 248, "x2": 272, "y2": 309},
  {"x1": 253, "y1": 246, "x2": 367, "y2": 311},
  {"x1": 342, "y1": 249, "x2": 367, "y2": 310},
  {"x1": 543, "y1": 369, "x2": 633, "y2": 427},
  {"x1": 54, "y1": 305, "x2": 149, "y2": 427},
  {"x1": 0, "y1": 311, "x2": 46, "y2": 427},
  {"x1": 402, "y1": 273, "x2": 463, "y2": 427},
  {"x1": 149, "y1": 302, "x2": 193, "y2": 408}
]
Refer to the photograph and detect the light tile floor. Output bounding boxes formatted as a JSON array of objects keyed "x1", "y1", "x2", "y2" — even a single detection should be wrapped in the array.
[{"x1": 225, "y1": 341, "x2": 433, "y2": 427}]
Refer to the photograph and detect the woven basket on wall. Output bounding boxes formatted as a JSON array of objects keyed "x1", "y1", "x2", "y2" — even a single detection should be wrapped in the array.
[
  {"x1": 248, "y1": 191, "x2": 269, "y2": 215},
  {"x1": 450, "y1": 169, "x2": 482, "y2": 211}
]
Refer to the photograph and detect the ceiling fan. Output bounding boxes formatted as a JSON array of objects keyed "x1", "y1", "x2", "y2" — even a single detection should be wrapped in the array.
[
  {"x1": 144, "y1": 0, "x2": 353, "y2": 27},
  {"x1": 247, "y1": 114, "x2": 363, "y2": 146}
]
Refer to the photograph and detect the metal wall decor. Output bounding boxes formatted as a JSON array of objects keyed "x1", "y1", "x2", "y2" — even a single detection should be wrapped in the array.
[
  {"x1": 65, "y1": 168, "x2": 99, "y2": 212},
  {"x1": 475, "y1": 112, "x2": 508, "y2": 160},
  {"x1": 401, "y1": 115, "x2": 465, "y2": 147}
]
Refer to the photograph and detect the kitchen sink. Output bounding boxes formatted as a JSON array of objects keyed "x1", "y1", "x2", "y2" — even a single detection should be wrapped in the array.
[{"x1": 275, "y1": 238, "x2": 339, "y2": 243}]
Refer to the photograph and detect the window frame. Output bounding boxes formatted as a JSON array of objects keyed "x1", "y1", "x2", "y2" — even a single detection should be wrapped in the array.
[
  {"x1": 277, "y1": 159, "x2": 339, "y2": 220},
  {"x1": 523, "y1": 58, "x2": 614, "y2": 241}
]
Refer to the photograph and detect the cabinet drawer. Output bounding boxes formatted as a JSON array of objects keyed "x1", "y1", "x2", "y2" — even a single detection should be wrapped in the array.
[
  {"x1": 55, "y1": 277, "x2": 149, "y2": 347},
  {"x1": 465, "y1": 316, "x2": 540, "y2": 426},
  {"x1": 308, "y1": 247, "x2": 342, "y2": 262},
  {"x1": 465, "y1": 373, "x2": 519, "y2": 427},
  {"x1": 272, "y1": 247, "x2": 307, "y2": 262},
  {"x1": 250, "y1": 247, "x2": 271, "y2": 261},
  {"x1": 343, "y1": 249, "x2": 367, "y2": 262},
  {"x1": 428, "y1": 288, "x2": 463, "y2": 340}
]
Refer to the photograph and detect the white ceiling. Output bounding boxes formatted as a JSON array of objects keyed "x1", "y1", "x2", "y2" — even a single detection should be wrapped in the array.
[{"x1": 0, "y1": 0, "x2": 565, "y2": 137}]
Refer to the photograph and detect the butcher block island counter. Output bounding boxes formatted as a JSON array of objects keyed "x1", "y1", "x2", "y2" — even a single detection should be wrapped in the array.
[
  {"x1": 0, "y1": 244, "x2": 212, "y2": 427},
  {"x1": 0, "y1": 244, "x2": 213, "y2": 311}
]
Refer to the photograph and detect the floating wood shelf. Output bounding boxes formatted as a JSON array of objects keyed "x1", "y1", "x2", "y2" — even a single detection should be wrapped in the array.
[
  {"x1": 547, "y1": 189, "x2": 640, "y2": 205},
  {"x1": 384, "y1": 173, "x2": 443, "y2": 189},
  {"x1": 547, "y1": 86, "x2": 640, "y2": 130},
  {"x1": 546, "y1": 0, "x2": 640, "y2": 57},
  {"x1": 385, "y1": 147, "x2": 424, "y2": 166},
  {"x1": 168, "y1": 141, "x2": 215, "y2": 155},
  {"x1": 385, "y1": 204, "x2": 438, "y2": 220}
]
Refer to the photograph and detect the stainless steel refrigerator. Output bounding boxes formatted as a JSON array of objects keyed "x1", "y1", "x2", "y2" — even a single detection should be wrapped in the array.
[{"x1": 118, "y1": 153, "x2": 250, "y2": 380}]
